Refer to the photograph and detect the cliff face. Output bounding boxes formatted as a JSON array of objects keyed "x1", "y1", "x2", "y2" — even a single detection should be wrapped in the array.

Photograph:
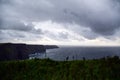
[{"x1": 0, "y1": 43, "x2": 46, "y2": 61}]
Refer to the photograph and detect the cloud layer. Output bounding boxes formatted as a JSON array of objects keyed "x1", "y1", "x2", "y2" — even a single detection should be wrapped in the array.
[{"x1": 0, "y1": 0, "x2": 120, "y2": 45}]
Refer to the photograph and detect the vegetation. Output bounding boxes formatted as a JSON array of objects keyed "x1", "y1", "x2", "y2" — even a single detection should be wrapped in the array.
[{"x1": 0, "y1": 56, "x2": 120, "y2": 80}]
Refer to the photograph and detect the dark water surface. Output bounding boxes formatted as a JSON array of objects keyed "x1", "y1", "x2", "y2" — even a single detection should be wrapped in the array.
[{"x1": 29, "y1": 46, "x2": 120, "y2": 61}]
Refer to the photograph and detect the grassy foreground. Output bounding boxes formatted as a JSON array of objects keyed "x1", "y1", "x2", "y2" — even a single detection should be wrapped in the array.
[{"x1": 0, "y1": 56, "x2": 120, "y2": 80}]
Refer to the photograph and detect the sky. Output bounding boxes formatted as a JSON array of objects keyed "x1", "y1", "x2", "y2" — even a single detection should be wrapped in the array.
[{"x1": 0, "y1": 0, "x2": 120, "y2": 46}]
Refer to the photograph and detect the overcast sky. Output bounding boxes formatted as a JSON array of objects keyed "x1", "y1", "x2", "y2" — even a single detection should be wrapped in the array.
[{"x1": 0, "y1": 0, "x2": 120, "y2": 46}]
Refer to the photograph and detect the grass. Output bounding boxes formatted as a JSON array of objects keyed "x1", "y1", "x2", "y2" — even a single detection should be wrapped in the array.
[{"x1": 0, "y1": 56, "x2": 120, "y2": 80}]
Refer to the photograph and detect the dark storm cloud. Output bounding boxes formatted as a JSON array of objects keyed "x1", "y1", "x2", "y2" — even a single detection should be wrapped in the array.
[
  {"x1": 0, "y1": 19, "x2": 30, "y2": 31},
  {"x1": 0, "y1": 0, "x2": 120, "y2": 40},
  {"x1": 68, "y1": 11, "x2": 120, "y2": 35},
  {"x1": 59, "y1": 0, "x2": 120, "y2": 36},
  {"x1": 0, "y1": 18, "x2": 43, "y2": 34}
]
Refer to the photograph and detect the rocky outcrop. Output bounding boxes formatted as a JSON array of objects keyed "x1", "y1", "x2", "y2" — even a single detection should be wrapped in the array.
[{"x1": 0, "y1": 43, "x2": 46, "y2": 61}]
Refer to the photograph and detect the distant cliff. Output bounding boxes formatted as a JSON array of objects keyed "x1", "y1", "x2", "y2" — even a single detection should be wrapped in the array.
[
  {"x1": 0, "y1": 43, "x2": 58, "y2": 61},
  {"x1": 44, "y1": 45, "x2": 59, "y2": 49}
]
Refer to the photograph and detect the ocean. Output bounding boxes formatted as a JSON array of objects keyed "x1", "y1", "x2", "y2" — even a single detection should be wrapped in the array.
[{"x1": 29, "y1": 46, "x2": 120, "y2": 61}]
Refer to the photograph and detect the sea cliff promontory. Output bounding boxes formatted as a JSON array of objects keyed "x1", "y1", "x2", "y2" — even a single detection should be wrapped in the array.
[{"x1": 0, "y1": 43, "x2": 58, "y2": 61}]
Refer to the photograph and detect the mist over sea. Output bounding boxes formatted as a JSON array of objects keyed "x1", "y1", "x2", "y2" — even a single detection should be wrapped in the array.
[{"x1": 30, "y1": 46, "x2": 120, "y2": 61}]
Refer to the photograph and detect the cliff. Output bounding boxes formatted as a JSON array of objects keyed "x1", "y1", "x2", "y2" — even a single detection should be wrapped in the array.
[
  {"x1": 44, "y1": 45, "x2": 59, "y2": 49},
  {"x1": 0, "y1": 43, "x2": 46, "y2": 61}
]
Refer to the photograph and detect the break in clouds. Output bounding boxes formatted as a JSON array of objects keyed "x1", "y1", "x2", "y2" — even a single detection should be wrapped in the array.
[{"x1": 0, "y1": 0, "x2": 120, "y2": 45}]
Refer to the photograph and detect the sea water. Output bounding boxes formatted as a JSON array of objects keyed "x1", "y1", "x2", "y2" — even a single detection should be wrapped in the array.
[{"x1": 29, "y1": 46, "x2": 120, "y2": 61}]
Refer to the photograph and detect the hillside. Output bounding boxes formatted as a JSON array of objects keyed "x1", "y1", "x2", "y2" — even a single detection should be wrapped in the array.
[
  {"x1": 0, "y1": 56, "x2": 120, "y2": 80},
  {"x1": 0, "y1": 43, "x2": 58, "y2": 61}
]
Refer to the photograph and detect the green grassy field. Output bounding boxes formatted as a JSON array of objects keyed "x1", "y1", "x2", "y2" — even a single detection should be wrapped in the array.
[{"x1": 0, "y1": 56, "x2": 120, "y2": 80}]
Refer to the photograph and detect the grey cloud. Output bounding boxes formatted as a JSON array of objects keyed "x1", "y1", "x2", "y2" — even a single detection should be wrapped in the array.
[
  {"x1": 44, "y1": 30, "x2": 70, "y2": 41},
  {"x1": 0, "y1": 29, "x2": 42, "y2": 43},
  {"x1": 62, "y1": 2, "x2": 120, "y2": 35},
  {"x1": 0, "y1": 17, "x2": 29, "y2": 30},
  {"x1": 0, "y1": 0, "x2": 120, "y2": 40},
  {"x1": 0, "y1": 18, "x2": 43, "y2": 42},
  {"x1": 58, "y1": 32, "x2": 69, "y2": 39},
  {"x1": 0, "y1": 18, "x2": 43, "y2": 34},
  {"x1": 8, "y1": 31, "x2": 26, "y2": 38},
  {"x1": 104, "y1": 28, "x2": 120, "y2": 40}
]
